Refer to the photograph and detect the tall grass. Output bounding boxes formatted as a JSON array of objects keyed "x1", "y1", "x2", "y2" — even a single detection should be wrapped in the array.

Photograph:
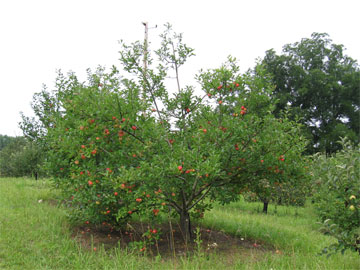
[{"x1": 0, "y1": 177, "x2": 359, "y2": 269}]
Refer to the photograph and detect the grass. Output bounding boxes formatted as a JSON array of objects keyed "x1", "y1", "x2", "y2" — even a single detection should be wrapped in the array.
[{"x1": 0, "y1": 177, "x2": 359, "y2": 269}]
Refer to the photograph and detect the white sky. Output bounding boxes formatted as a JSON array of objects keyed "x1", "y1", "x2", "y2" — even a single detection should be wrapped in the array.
[{"x1": 1, "y1": 0, "x2": 359, "y2": 136}]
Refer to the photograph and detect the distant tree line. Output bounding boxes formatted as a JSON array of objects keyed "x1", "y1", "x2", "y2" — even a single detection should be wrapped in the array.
[
  {"x1": 0, "y1": 135, "x2": 14, "y2": 151},
  {"x1": 0, "y1": 135, "x2": 44, "y2": 179}
]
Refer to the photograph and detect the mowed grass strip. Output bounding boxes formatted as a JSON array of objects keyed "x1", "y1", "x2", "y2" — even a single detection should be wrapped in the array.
[
  {"x1": 0, "y1": 178, "x2": 255, "y2": 270},
  {"x1": 0, "y1": 178, "x2": 359, "y2": 270},
  {"x1": 0, "y1": 178, "x2": 148, "y2": 270},
  {"x1": 201, "y1": 200, "x2": 360, "y2": 269}
]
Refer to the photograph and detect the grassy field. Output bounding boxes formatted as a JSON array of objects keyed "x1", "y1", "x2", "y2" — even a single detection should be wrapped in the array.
[{"x1": 0, "y1": 177, "x2": 359, "y2": 270}]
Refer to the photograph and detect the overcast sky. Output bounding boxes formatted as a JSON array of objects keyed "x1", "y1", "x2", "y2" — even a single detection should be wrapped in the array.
[{"x1": 1, "y1": 0, "x2": 359, "y2": 136}]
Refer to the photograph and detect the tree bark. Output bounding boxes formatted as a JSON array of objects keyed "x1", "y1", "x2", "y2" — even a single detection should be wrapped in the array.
[
  {"x1": 179, "y1": 209, "x2": 192, "y2": 243},
  {"x1": 263, "y1": 201, "x2": 269, "y2": 214}
]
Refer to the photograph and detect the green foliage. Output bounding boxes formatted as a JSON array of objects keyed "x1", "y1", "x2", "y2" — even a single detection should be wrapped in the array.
[
  {"x1": 312, "y1": 138, "x2": 360, "y2": 255},
  {"x1": 23, "y1": 24, "x2": 308, "y2": 241},
  {"x1": 0, "y1": 136, "x2": 26, "y2": 176},
  {"x1": 241, "y1": 113, "x2": 311, "y2": 210},
  {"x1": 262, "y1": 33, "x2": 360, "y2": 154},
  {"x1": 0, "y1": 134, "x2": 16, "y2": 151},
  {"x1": 0, "y1": 136, "x2": 44, "y2": 178}
]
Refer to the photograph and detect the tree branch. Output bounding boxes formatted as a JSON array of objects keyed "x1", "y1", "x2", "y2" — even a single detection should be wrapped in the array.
[{"x1": 187, "y1": 186, "x2": 212, "y2": 211}]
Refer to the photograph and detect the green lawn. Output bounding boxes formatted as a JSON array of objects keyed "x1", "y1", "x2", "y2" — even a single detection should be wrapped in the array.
[{"x1": 0, "y1": 177, "x2": 359, "y2": 269}]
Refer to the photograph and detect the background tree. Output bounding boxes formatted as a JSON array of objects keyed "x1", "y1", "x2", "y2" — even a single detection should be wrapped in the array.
[
  {"x1": 312, "y1": 138, "x2": 360, "y2": 255},
  {"x1": 0, "y1": 136, "x2": 44, "y2": 178},
  {"x1": 18, "y1": 84, "x2": 59, "y2": 179},
  {"x1": 0, "y1": 134, "x2": 16, "y2": 151},
  {"x1": 0, "y1": 136, "x2": 26, "y2": 176},
  {"x1": 262, "y1": 33, "x2": 360, "y2": 154}
]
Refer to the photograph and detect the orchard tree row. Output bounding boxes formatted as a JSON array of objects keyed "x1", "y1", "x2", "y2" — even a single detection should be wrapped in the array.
[
  {"x1": 21, "y1": 24, "x2": 310, "y2": 242},
  {"x1": 0, "y1": 135, "x2": 44, "y2": 179}
]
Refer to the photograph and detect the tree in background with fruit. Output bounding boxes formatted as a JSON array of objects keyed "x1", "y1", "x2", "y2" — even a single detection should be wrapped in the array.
[{"x1": 312, "y1": 138, "x2": 360, "y2": 255}]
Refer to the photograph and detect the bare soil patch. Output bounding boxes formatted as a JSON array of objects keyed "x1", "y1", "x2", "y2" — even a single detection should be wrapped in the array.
[
  {"x1": 71, "y1": 221, "x2": 277, "y2": 261},
  {"x1": 44, "y1": 198, "x2": 279, "y2": 262}
]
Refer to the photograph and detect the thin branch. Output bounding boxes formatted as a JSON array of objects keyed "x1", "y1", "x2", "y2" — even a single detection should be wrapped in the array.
[
  {"x1": 171, "y1": 42, "x2": 181, "y2": 92},
  {"x1": 121, "y1": 129, "x2": 145, "y2": 144},
  {"x1": 180, "y1": 189, "x2": 187, "y2": 212},
  {"x1": 162, "y1": 191, "x2": 182, "y2": 212},
  {"x1": 187, "y1": 186, "x2": 212, "y2": 211},
  {"x1": 185, "y1": 176, "x2": 200, "y2": 206},
  {"x1": 186, "y1": 181, "x2": 211, "y2": 207},
  {"x1": 133, "y1": 60, "x2": 172, "y2": 148}
]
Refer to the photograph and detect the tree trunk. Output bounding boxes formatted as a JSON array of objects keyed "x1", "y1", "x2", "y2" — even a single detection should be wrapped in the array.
[
  {"x1": 263, "y1": 201, "x2": 269, "y2": 214},
  {"x1": 179, "y1": 209, "x2": 192, "y2": 243}
]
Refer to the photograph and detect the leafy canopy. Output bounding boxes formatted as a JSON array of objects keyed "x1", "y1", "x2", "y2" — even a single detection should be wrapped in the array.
[
  {"x1": 262, "y1": 33, "x2": 360, "y2": 154},
  {"x1": 22, "y1": 24, "x2": 309, "y2": 242}
]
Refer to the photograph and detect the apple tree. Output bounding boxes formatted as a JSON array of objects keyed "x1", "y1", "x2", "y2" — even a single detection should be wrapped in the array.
[
  {"x1": 24, "y1": 24, "x2": 308, "y2": 243},
  {"x1": 312, "y1": 138, "x2": 360, "y2": 255},
  {"x1": 113, "y1": 24, "x2": 308, "y2": 241}
]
